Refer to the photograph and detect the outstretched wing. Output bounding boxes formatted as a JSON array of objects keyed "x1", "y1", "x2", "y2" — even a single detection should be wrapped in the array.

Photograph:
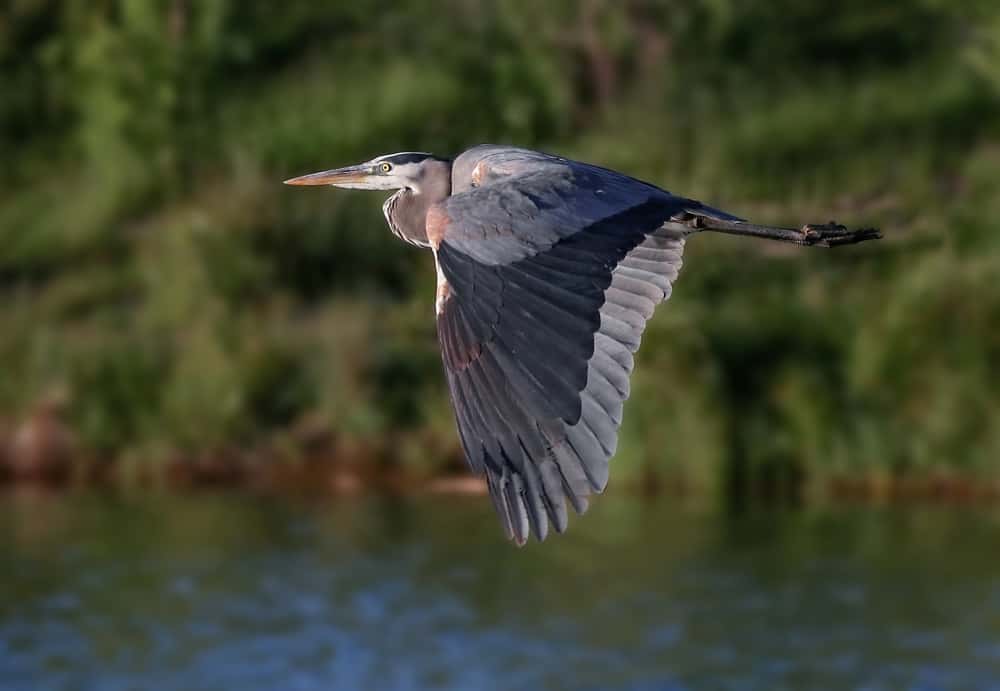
[{"x1": 431, "y1": 147, "x2": 731, "y2": 544}]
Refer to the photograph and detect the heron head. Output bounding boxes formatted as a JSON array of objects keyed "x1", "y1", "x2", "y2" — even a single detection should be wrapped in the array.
[{"x1": 284, "y1": 152, "x2": 449, "y2": 192}]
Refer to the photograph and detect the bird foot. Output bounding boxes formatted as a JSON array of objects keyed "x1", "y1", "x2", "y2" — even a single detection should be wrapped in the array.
[{"x1": 798, "y1": 221, "x2": 882, "y2": 247}]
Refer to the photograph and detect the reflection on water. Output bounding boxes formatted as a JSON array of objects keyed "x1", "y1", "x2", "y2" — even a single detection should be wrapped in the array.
[{"x1": 2, "y1": 489, "x2": 1000, "y2": 690}]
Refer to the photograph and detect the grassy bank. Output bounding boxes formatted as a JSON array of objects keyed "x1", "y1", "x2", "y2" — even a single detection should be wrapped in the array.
[{"x1": 2, "y1": 1, "x2": 999, "y2": 499}]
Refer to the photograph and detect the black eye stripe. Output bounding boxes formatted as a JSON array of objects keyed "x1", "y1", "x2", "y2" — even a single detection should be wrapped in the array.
[
  {"x1": 384, "y1": 153, "x2": 429, "y2": 165},
  {"x1": 378, "y1": 152, "x2": 450, "y2": 166}
]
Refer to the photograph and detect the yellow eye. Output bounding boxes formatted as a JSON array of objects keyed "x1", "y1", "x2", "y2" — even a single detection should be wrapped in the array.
[{"x1": 380, "y1": 162, "x2": 392, "y2": 173}]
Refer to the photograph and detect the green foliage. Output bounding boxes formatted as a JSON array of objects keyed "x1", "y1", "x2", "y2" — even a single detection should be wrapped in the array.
[
  {"x1": 242, "y1": 345, "x2": 317, "y2": 432},
  {"x1": 1, "y1": 1, "x2": 999, "y2": 492},
  {"x1": 69, "y1": 337, "x2": 170, "y2": 453}
]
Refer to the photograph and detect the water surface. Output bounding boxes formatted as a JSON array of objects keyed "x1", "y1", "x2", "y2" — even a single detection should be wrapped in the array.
[{"x1": 2, "y1": 490, "x2": 1000, "y2": 690}]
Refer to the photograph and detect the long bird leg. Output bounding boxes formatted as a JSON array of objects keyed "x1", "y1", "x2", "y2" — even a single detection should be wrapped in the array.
[{"x1": 672, "y1": 212, "x2": 881, "y2": 248}]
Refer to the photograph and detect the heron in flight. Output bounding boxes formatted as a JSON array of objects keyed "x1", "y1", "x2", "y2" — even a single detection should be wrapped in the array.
[{"x1": 285, "y1": 145, "x2": 879, "y2": 545}]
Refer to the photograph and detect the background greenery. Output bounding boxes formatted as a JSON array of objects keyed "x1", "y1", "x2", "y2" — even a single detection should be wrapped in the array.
[{"x1": 2, "y1": 0, "x2": 999, "y2": 497}]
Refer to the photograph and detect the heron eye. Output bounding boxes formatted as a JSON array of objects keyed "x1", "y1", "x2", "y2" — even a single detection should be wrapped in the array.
[{"x1": 380, "y1": 162, "x2": 392, "y2": 173}]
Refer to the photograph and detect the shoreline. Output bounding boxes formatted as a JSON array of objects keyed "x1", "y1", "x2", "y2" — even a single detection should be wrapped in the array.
[
  {"x1": 2, "y1": 452, "x2": 999, "y2": 506},
  {"x1": 3, "y1": 411, "x2": 998, "y2": 505}
]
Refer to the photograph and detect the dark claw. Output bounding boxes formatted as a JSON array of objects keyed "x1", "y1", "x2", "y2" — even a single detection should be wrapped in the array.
[{"x1": 800, "y1": 222, "x2": 881, "y2": 247}]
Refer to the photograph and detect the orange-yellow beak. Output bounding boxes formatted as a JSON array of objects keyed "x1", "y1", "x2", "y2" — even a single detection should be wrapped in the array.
[{"x1": 283, "y1": 164, "x2": 374, "y2": 189}]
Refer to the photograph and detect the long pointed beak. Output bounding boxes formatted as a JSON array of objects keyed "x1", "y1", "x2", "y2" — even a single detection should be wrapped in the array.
[{"x1": 283, "y1": 164, "x2": 373, "y2": 188}]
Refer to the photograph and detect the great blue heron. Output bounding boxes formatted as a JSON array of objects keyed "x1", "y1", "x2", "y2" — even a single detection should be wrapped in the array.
[{"x1": 285, "y1": 145, "x2": 880, "y2": 545}]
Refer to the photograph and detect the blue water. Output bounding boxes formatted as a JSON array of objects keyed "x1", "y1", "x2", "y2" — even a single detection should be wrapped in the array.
[{"x1": 2, "y1": 490, "x2": 1000, "y2": 690}]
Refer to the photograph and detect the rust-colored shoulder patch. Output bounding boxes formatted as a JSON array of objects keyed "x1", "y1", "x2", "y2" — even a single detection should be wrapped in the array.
[
  {"x1": 434, "y1": 259, "x2": 452, "y2": 316},
  {"x1": 426, "y1": 204, "x2": 451, "y2": 249}
]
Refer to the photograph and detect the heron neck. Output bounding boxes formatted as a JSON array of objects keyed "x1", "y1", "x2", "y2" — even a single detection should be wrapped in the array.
[{"x1": 386, "y1": 161, "x2": 452, "y2": 248}]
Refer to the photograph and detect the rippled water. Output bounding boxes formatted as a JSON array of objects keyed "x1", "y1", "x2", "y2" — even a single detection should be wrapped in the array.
[{"x1": 2, "y1": 489, "x2": 1000, "y2": 690}]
